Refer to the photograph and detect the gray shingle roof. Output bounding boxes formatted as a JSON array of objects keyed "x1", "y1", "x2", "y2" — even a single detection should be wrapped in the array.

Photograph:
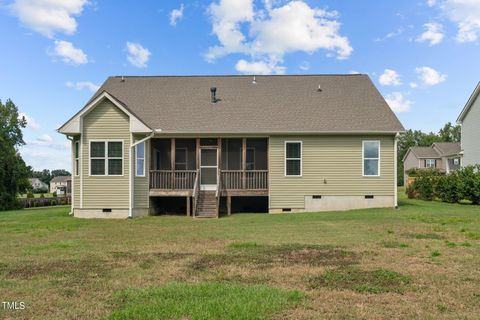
[
  {"x1": 409, "y1": 147, "x2": 441, "y2": 159},
  {"x1": 50, "y1": 176, "x2": 71, "y2": 183},
  {"x1": 86, "y1": 75, "x2": 404, "y2": 134},
  {"x1": 433, "y1": 142, "x2": 461, "y2": 156}
]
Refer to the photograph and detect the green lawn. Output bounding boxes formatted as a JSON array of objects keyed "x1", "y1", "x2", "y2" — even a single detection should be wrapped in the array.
[{"x1": 0, "y1": 192, "x2": 479, "y2": 319}]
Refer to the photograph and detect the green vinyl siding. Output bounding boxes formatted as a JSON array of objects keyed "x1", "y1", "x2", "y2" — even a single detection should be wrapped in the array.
[
  {"x1": 134, "y1": 137, "x2": 149, "y2": 208},
  {"x1": 82, "y1": 100, "x2": 130, "y2": 208},
  {"x1": 269, "y1": 135, "x2": 395, "y2": 209}
]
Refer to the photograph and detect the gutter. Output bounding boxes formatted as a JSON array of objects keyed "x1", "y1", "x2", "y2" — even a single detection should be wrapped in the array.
[
  {"x1": 128, "y1": 130, "x2": 157, "y2": 219},
  {"x1": 66, "y1": 135, "x2": 74, "y2": 216}
]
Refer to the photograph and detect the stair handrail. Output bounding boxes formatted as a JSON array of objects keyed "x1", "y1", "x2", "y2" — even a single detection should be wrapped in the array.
[{"x1": 192, "y1": 169, "x2": 200, "y2": 217}]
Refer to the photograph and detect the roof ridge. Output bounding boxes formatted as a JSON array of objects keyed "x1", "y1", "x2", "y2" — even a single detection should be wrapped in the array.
[{"x1": 109, "y1": 74, "x2": 368, "y2": 78}]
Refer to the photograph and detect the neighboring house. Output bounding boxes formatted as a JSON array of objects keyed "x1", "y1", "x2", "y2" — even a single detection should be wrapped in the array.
[
  {"x1": 28, "y1": 178, "x2": 48, "y2": 191},
  {"x1": 58, "y1": 75, "x2": 404, "y2": 219},
  {"x1": 457, "y1": 82, "x2": 480, "y2": 166},
  {"x1": 50, "y1": 176, "x2": 72, "y2": 195},
  {"x1": 403, "y1": 142, "x2": 461, "y2": 185}
]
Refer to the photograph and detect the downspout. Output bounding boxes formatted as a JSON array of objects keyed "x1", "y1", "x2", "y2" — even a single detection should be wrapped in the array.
[
  {"x1": 129, "y1": 130, "x2": 156, "y2": 218},
  {"x1": 394, "y1": 133, "x2": 399, "y2": 209},
  {"x1": 66, "y1": 135, "x2": 74, "y2": 215}
]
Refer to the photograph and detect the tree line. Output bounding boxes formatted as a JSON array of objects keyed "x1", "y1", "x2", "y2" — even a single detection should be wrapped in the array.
[{"x1": 1, "y1": 99, "x2": 70, "y2": 210}]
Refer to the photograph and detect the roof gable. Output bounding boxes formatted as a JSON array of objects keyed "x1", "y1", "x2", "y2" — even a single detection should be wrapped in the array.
[
  {"x1": 457, "y1": 82, "x2": 480, "y2": 123},
  {"x1": 79, "y1": 75, "x2": 404, "y2": 134},
  {"x1": 58, "y1": 91, "x2": 152, "y2": 135}
]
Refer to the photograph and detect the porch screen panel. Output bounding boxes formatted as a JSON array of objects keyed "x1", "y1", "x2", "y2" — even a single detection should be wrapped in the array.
[
  {"x1": 246, "y1": 138, "x2": 267, "y2": 170},
  {"x1": 221, "y1": 139, "x2": 242, "y2": 170}
]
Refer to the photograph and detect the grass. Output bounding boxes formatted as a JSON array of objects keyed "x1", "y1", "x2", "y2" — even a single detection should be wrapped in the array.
[
  {"x1": 106, "y1": 283, "x2": 304, "y2": 320},
  {"x1": 308, "y1": 268, "x2": 411, "y2": 294},
  {"x1": 0, "y1": 191, "x2": 479, "y2": 319}
]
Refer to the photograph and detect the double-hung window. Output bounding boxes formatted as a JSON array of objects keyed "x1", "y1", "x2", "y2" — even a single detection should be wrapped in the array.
[
  {"x1": 363, "y1": 141, "x2": 380, "y2": 176},
  {"x1": 90, "y1": 141, "x2": 123, "y2": 176},
  {"x1": 425, "y1": 159, "x2": 436, "y2": 168},
  {"x1": 285, "y1": 141, "x2": 302, "y2": 176},
  {"x1": 136, "y1": 142, "x2": 145, "y2": 176},
  {"x1": 74, "y1": 141, "x2": 79, "y2": 176}
]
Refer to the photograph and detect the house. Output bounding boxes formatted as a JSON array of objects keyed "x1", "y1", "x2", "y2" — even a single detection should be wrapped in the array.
[
  {"x1": 28, "y1": 178, "x2": 48, "y2": 191},
  {"x1": 457, "y1": 82, "x2": 480, "y2": 166},
  {"x1": 402, "y1": 142, "x2": 461, "y2": 185},
  {"x1": 50, "y1": 176, "x2": 72, "y2": 195},
  {"x1": 58, "y1": 75, "x2": 404, "y2": 219}
]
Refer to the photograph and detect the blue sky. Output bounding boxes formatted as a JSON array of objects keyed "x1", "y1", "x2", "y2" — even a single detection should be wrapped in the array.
[{"x1": 0, "y1": 0, "x2": 479, "y2": 170}]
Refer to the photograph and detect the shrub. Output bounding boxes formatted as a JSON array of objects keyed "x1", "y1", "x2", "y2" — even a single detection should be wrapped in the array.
[
  {"x1": 53, "y1": 191, "x2": 57, "y2": 198},
  {"x1": 39, "y1": 193, "x2": 45, "y2": 198},
  {"x1": 457, "y1": 165, "x2": 480, "y2": 204},
  {"x1": 33, "y1": 187, "x2": 48, "y2": 194},
  {"x1": 435, "y1": 172, "x2": 460, "y2": 203},
  {"x1": 26, "y1": 192, "x2": 34, "y2": 199},
  {"x1": 51, "y1": 200, "x2": 57, "y2": 206},
  {"x1": 411, "y1": 169, "x2": 443, "y2": 201}
]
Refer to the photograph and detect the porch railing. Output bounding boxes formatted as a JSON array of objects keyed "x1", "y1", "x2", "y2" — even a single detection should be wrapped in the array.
[
  {"x1": 150, "y1": 169, "x2": 268, "y2": 190},
  {"x1": 220, "y1": 170, "x2": 268, "y2": 190},
  {"x1": 150, "y1": 170, "x2": 197, "y2": 189}
]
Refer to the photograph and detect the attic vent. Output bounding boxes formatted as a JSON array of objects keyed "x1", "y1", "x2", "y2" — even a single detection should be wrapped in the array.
[{"x1": 210, "y1": 87, "x2": 217, "y2": 103}]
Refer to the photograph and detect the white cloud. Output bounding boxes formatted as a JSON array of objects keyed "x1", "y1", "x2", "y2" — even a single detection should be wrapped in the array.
[
  {"x1": 10, "y1": 0, "x2": 89, "y2": 38},
  {"x1": 385, "y1": 92, "x2": 412, "y2": 113},
  {"x1": 427, "y1": 0, "x2": 437, "y2": 7},
  {"x1": 37, "y1": 133, "x2": 53, "y2": 143},
  {"x1": 18, "y1": 112, "x2": 40, "y2": 129},
  {"x1": 53, "y1": 40, "x2": 88, "y2": 65},
  {"x1": 235, "y1": 59, "x2": 286, "y2": 74},
  {"x1": 416, "y1": 22, "x2": 444, "y2": 45},
  {"x1": 126, "y1": 42, "x2": 151, "y2": 68},
  {"x1": 416, "y1": 66, "x2": 447, "y2": 85},
  {"x1": 431, "y1": 0, "x2": 480, "y2": 42},
  {"x1": 409, "y1": 82, "x2": 418, "y2": 88},
  {"x1": 206, "y1": 0, "x2": 352, "y2": 74},
  {"x1": 170, "y1": 4, "x2": 184, "y2": 26},
  {"x1": 66, "y1": 81, "x2": 99, "y2": 92},
  {"x1": 379, "y1": 69, "x2": 402, "y2": 86}
]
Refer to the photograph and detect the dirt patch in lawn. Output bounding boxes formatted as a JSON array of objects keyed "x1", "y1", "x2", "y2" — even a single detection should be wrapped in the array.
[
  {"x1": 308, "y1": 267, "x2": 411, "y2": 294},
  {"x1": 189, "y1": 243, "x2": 360, "y2": 272}
]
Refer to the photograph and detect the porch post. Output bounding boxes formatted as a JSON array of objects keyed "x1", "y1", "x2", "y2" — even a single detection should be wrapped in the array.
[
  {"x1": 218, "y1": 138, "x2": 222, "y2": 188},
  {"x1": 196, "y1": 138, "x2": 200, "y2": 170},
  {"x1": 171, "y1": 138, "x2": 175, "y2": 189},
  {"x1": 186, "y1": 196, "x2": 190, "y2": 216},
  {"x1": 227, "y1": 195, "x2": 231, "y2": 215},
  {"x1": 242, "y1": 138, "x2": 246, "y2": 189}
]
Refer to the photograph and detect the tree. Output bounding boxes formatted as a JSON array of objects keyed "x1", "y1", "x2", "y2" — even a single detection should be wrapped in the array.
[
  {"x1": 0, "y1": 99, "x2": 30, "y2": 210},
  {"x1": 438, "y1": 122, "x2": 461, "y2": 142},
  {"x1": 51, "y1": 169, "x2": 71, "y2": 177}
]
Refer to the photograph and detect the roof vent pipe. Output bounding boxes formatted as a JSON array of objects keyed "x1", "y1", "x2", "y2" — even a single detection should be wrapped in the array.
[
  {"x1": 210, "y1": 87, "x2": 217, "y2": 103},
  {"x1": 121, "y1": 76, "x2": 125, "y2": 82},
  {"x1": 317, "y1": 84, "x2": 322, "y2": 92},
  {"x1": 252, "y1": 75, "x2": 256, "y2": 84}
]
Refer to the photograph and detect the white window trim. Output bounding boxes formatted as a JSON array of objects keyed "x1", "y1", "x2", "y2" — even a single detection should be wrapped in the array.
[
  {"x1": 74, "y1": 141, "x2": 79, "y2": 176},
  {"x1": 284, "y1": 141, "x2": 302, "y2": 177},
  {"x1": 135, "y1": 141, "x2": 146, "y2": 177},
  {"x1": 362, "y1": 140, "x2": 381, "y2": 177},
  {"x1": 89, "y1": 140, "x2": 124, "y2": 177}
]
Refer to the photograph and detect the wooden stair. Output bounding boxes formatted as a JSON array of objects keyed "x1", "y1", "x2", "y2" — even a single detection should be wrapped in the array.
[{"x1": 195, "y1": 191, "x2": 218, "y2": 218}]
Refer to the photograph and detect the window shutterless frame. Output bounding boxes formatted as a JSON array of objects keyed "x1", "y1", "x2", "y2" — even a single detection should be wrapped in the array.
[
  {"x1": 284, "y1": 141, "x2": 302, "y2": 177},
  {"x1": 362, "y1": 140, "x2": 380, "y2": 177},
  {"x1": 74, "y1": 141, "x2": 79, "y2": 176},
  {"x1": 88, "y1": 140, "x2": 124, "y2": 176},
  {"x1": 135, "y1": 141, "x2": 145, "y2": 177}
]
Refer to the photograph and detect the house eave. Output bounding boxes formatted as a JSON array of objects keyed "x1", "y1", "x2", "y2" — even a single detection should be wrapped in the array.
[{"x1": 457, "y1": 81, "x2": 480, "y2": 123}]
